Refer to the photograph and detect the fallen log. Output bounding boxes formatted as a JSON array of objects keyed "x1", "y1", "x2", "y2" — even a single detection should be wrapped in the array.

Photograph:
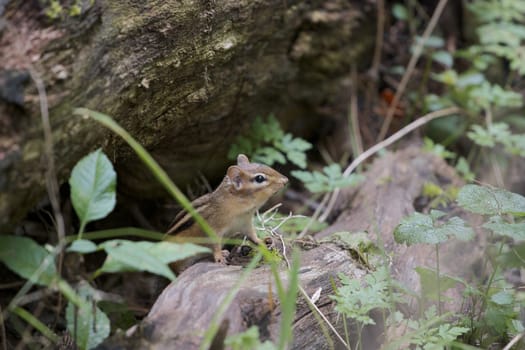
[{"x1": 98, "y1": 145, "x2": 486, "y2": 349}]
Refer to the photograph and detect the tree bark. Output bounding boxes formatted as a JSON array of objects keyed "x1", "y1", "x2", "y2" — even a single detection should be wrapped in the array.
[{"x1": 0, "y1": 0, "x2": 375, "y2": 230}]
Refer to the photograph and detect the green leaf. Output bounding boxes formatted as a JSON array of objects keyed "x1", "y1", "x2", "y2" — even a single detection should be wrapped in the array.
[
  {"x1": 331, "y1": 267, "x2": 395, "y2": 326},
  {"x1": 416, "y1": 35, "x2": 445, "y2": 48},
  {"x1": 431, "y1": 51, "x2": 453, "y2": 67},
  {"x1": 142, "y1": 241, "x2": 210, "y2": 263},
  {"x1": 394, "y1": 212, "x2": 473, "y2": 245},
  {"x1": 491, "y1": 290, "x2": 514, "y2": 305},
  {"x1": 431, "y1": 69, "x2": 458, "y2": 85},
  {"x1": 67, "y1": 239, "x2": 98, "y2": 254},
  {"x1": 392, "y1": 3, "x2": 408, "y2": 20},
  {"x1": 323, "y1": 231, "x2": 376, "y2": 254},
  {"x1": 98, "y1": 240, "x2": 177, "y2": 280},
  {"x1": 69, "y1": 149, "x2": 117, "y2": 231},
  {"x1": 291, "y1": 165, "x2": 363, "y2": 193},
  {"x1": 228, "y1": 115, "x2": 310, "y2": 168},
  {"x1": 0, "y1": 236, "x2": 57, "y2": 286},
  {"x1": 456, "y1": 72, "x2": 485, "y2": 88},
  {"x1": 483, "y1": 217, "x2": 525, "y2": 240},
  {"x1": 66, "y1": 284, "x2": 110, "y2": 350},
  {"x1": 394, "y1": 213, "x2": 447, "y2": 245},
  {"x1": 225, "y1": 326, "x2": 274, "y2": 350},
  {"x1": 457, "y1": 184, "x2": 525, "y2": 216},
  {"x1": 455, "y1": 157, "x2": 475, "y2": 182}
]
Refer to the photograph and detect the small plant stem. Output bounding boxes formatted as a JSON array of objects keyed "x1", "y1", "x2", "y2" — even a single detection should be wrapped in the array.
[
  {"x1": 28, "y1": 66, "x2": 68, "y2": 321},
  {"x1": 65, "y1": 227, "x2": 165, "y2": 243},
  {"x1": 297, "y1": 192, "x2": 330, "y2": 238},
  {"x1": 12, "y1": 307, "x2": 60, "y2": 344},
  {"x1": 298, "y1": 285, "x2": 350, "y2": 349},
  {"x1": 435, "y1": 243, "x2": 441, "y2": 316},
  {"x1": 319, "y1": 106, "x2": 461, "y2": 222},
  {"x1": 0, "y1": 305, "x2": 7, "y2": 350},
  {"x1": 377, "y1": 0, "x2": 450, "y2": 142},
  {"x1": 342, "y1": 316, "x2": 351, "y2": 350},
  {"x1": 370, "y1": 0, "x2": 385, "y2": 80},
  {"x1": 28, "y1": 67, "x2": 67, "y2": 247},
  {"x1": 477, "y1": 240, "x2": 505, "y2": 324},
  {"x1": 356, "y1": 322, "x2": 364, "y2": 350},
  {"x1": 349, "y1": 65, "x2": 363, "y2": 158},
  {"x1": 73, "y1": 108, "x2": 219, "y2": 242},
  {"x1": 78, "y1": 222, "x2": 87, "y2": 239},
  {"x1": 283, "y1": 250, "x2": 349, "y2": 348}
]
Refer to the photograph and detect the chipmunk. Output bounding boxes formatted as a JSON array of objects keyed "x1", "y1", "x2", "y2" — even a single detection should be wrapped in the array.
[{"x1": 165, "y1": 154, "x2": 288, "y2": 266}]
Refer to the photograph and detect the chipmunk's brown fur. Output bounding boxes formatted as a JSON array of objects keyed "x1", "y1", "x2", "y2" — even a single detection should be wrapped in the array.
[{"x1": 165, "y1": 154, "x2": 288, "y2": 267}]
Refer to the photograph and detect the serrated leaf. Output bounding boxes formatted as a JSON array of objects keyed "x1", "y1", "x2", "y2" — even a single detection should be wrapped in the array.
[
  {"x1": 0, "y1": 236, "x2": 57, "y2": 286},
  {"x1": 394, "y1": 213, "x2": 447, "y2": 245},
  {"x1": 292, "y1": 166, "x2": 362, "y2": 193},
  {"x1": 443, "y1": 217, "x2": 475, "y2": 241},
  {"x1": 430, "y1": 210, "x2": 446, "y2": 219},
  {"x1": 290, "y1": 170, "x2": 314, "y2": 183},
  {"x1": 323, "y1": 163, "x2": 342, "y2": 178},
  {"x1": 483, "y1": 219, "x2": 525, "y2": 240},
  {"x1": 286, "y1": 150, "x2": 307, "y2": 169},
  {"x1": 99, "y1": 240, "x2": 175, "y2": 280},
  {"x1": 69, "y1": 149, "x2": 117, "y2": 230},
  {"x1": 457, "y1": 184, "x2": 525, "y2": 216},
  {"x1": 491, "y1": 291, "x2": 514, "y2": 305},
  {"x1": 394, "y1": 212, "x2": 473, "y2": 245},
  {"x1": 66, "y1": 284, "x2": 110, "y2": 350},
  {"x1": 67, "y1": 239, "x2": 98, "y2": 254}
]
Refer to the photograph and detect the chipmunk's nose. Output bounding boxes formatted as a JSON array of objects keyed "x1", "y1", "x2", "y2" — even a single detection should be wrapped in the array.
[{"x1": 280, "y1": 176, "x2": 289, "y2": 185}]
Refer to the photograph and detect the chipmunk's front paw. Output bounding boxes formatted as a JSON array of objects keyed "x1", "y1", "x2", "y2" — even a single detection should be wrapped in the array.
[{"x1": 213, "y1": 250, "x2": 230, "y2": 264}]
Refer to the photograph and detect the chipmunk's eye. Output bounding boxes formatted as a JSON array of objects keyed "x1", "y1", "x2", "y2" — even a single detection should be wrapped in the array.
[{"x1": 253, "y1": 174, "x2": 266, "y2": 184}]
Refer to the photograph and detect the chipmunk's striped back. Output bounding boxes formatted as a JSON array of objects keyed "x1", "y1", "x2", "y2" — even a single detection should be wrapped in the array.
[{"x1": 165, "y1": 154, "x2": 288, "y2": 269}]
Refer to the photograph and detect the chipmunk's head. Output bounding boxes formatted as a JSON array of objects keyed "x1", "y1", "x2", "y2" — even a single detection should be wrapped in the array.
[{"x1": 225, "y1": 154, "x2": 288, "y2": 209}]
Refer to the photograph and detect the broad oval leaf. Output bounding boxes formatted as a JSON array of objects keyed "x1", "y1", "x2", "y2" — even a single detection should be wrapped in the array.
[
  {"x1": 69, "y1": 149, "x2": 117, "y2": 229},
  {"x1": 67, "y1": 239, "x2": 98, "y2": 254},
  {"x1": 0, "y1": 236, "x2": 57, "y2": 286},
  {"x1": 99, "y1": 240, "x2": 176, "y2": 280},
  {"x1": 98, "y1": 240, "x2": 209, "y2": 278},
  {"x1": 457, "y1": 184, "x2": 525, "y2": 216}
]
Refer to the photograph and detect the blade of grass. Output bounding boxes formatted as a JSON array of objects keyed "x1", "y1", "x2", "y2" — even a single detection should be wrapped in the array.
[
  {"x1": 277, "y1": 250, "x2": 300, "y2": 350},
  {"x1": 12, "y1": 307, "x2": 60, "y2": 344},
  {"x1": 73, "y1": 108, "x2": 218, "y2": 242},
  {"x1": 65, "y1": 227, "x2": 166, "y2": 243}
]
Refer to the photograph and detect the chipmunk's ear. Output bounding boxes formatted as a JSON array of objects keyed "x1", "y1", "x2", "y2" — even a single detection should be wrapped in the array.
[
  {"x1": 227, "y1": 166, "x2": 244, "y2": 189},
  {"x1": 237, "y1": 154, "x2": 250, "y2": 166}
]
